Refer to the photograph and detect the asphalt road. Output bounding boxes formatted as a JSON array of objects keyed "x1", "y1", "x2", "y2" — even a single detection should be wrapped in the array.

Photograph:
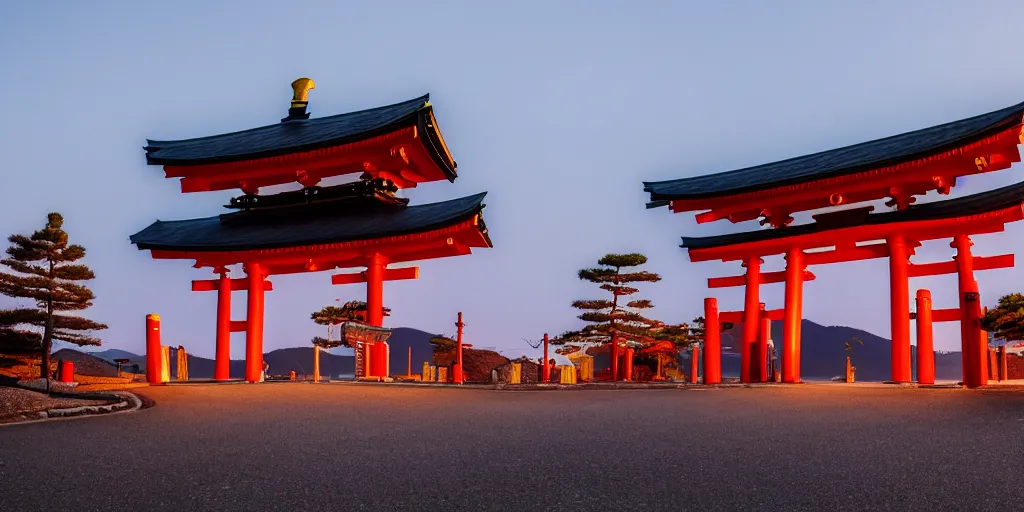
[{"x1": 1, "y1": 383, "x2": 1022, "y2": 512}]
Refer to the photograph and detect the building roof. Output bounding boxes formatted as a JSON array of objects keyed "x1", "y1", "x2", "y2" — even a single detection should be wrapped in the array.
[
  {"x1": 130, "y1": 192, "x2": 489, "y2": 252},
  {"x1": 144, "y1": 94, "x2": 456, "y2": 180},
  {"x1": 681, "y1": 180, "x2": 1024, "y2": 250},
  {"x1": 645, "y1": 100, "x2": 1024, "y2": 203}
]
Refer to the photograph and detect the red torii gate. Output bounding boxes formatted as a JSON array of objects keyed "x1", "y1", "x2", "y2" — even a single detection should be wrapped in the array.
[
  {"x1": 687, "y1": 192, "x2": 1022, "y2": 387},
  {"x1": 132, "y1": 79, "x2": 491, "y2": 383},
  {"x1": 644, "y1": 99, "x2": 1024, "y2": 388}
]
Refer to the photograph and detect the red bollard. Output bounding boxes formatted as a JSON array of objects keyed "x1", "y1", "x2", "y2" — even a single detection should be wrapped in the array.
[
  {"x1": 59, "y1": 361, "x2": 75, "y2": 383},
  {"x1": 146, "y1": 313, "x2": 164, "y2": 385},
  {"x1": 623, "y1": 348, "x2": 634, "y2": 381},
  {"x1": 915, "y1": 289, "x2": 935, "y2": 385},
  {"x1": 691, "y1": 344, "x2": 700, "y2": 384},
  {"x1": 999, "y1": 345, "x2": 1008, "y2": 381},
  {"x1": 703, "y1": 298, "x2": 721, "y2": 385}
]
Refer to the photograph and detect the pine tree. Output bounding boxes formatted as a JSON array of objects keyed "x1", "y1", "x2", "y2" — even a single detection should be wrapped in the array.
[
  {"x1": 981, "y1": 293, "x2": 1024, "y2": 342},
  {"x1": 310, "y1": 300, "x2": 391, "y2": 347},
  {"x1": 0, "y1": 213, "x2": 106, "y2": 378},
  {"x1": 553, "y1": 253, "x2": 663, "y2": 349}
]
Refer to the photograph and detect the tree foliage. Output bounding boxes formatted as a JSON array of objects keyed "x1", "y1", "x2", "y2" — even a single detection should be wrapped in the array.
[
  {"x1": 554, "y1": 253, "x2": 680, "y2": 350},
  {"x1": 981, "y1": 293, "x2": 1024, "y2": 342},
  {"x1": 686, "y1": 316, "x2": 732, "y2": 346},
  {"x1": 310, "y1": 300, "x2": 392, "y2": 348},
  {"x1": 0, "y1": 213, "x2": 106, "y2": 378},
  {"x1": 429, "y1": 334, "x2": 457, "y2": 352}
]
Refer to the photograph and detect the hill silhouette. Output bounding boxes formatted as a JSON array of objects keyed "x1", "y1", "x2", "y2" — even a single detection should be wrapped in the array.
[
  {"x1": 716, "y1": 319, "x2": 962, "y2": 381},
  {"x1": 66, "y1": 327, "x2": 437, "y2": 379},
  {"x1": 53, "y1": 322, "x2": 965, "y2": 382}
]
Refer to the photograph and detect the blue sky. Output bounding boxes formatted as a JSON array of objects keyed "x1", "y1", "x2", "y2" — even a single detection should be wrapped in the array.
[{"x1": 1, "y1": 0, "x2": 1023, "y2": 358}]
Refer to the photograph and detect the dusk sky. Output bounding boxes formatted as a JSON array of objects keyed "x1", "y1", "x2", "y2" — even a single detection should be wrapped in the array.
[{"x1": 2, "y1": 1, "x2": 1024, "y2": 358}]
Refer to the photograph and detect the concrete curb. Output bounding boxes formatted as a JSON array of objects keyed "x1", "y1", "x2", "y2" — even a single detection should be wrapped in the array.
[{"x1": 0, "y1": 391, "x2": 143, "y2": 427}]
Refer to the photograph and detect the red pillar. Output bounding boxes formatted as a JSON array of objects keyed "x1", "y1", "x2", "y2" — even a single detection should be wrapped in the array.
[
  {"x1": 541, "y1": 333, "x2": 550, "y2": 383},
  {"x1": 453, "y1": 312, "x2": 465, "y2": 384},
  {"x1": 915, "y1": 289, "x2": 935, "y2": 385},
  {"x1": 963, "y1": 292, "x2": 988, "y2": 388},
  {"x1": 755, "y1": 305, "x2": 769, "y2": 383},
  {"x1": 690, "y1": 344, "x2": 700, "y2": 384},
  {"x1": 365, "y1": 253, "x2": 386, "y2": 379},
  {"x1": 146, "y1": 313, "x2": 163, "y2": 385},
  {"x1": 214, "y1": 270, "x2": 231, "y2": 381},
  {"x1": 741, "y1": 257, "x2": 761, "y2": 383},
  {"x1": 703, "y1": 298, "x2": 721, "y2": 385},
  {"x1": 244, "y1": 263, "x2": 266, "y2": 383},
  {"x1": 59, "y1": 361, "x2": 75, "y2": 383},
  {"x1": 370, "y1": 342, "x2": 389, "y2": 380},
  {"x1": 782, "y1": 248, "x2": 804, "y2": 383},
  {"x1": 623, "y1": 348, "x2": 634, "y2": 381},
  {"x1": 953, "y1": 235, "x2": 978, "y2": 384},
  {"x1": 887, "y1": 235, "x2": 911, "y2": 383},
  {"x1": 988, "y1": 347, "x2": 998, "y2": 381},
  {"x1": 407, "y1": 346, "x2": 412, "y2": 376},
  {"x1": 610, "y1": 332, "x2": 619, "y2": 381},
  {"x1": 998, "y1": 345, "x2": 1008, "y2": 381}
]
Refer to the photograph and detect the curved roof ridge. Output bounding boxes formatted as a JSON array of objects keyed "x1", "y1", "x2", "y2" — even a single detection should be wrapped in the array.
[
  {"x1": 144, "y1": 94, "x2": 432, "y2": 166},
  {"x1": 646, "y1": 99, "x2": 1024, "y2": 201}
]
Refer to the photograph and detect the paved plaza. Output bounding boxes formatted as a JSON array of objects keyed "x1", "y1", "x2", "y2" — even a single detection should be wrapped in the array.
[{"x1": 1, "y1": 384, "x2": 1022, "y2": 511}]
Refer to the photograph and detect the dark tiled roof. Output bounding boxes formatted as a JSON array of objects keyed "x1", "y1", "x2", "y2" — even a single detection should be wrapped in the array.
[
  {"x1": 145, "y1": 95, "x2": 455, "y2": 179},
  {"x1": 130, "y1": 192, "x2": 489, "y2": 252},
  {"x1": 645, "y1": 100, "x2": 1024, "y2": 203},
  {"x1": 681, "y1": 180, "x2": 1024, "y2": 250}
]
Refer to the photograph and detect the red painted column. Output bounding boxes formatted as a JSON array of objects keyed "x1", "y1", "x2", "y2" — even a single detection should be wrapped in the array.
[
  {"x1": 370, "y1": 342, "x2": 388, "y2": 380},
  {"x1": 365, "y1": 253, "x2": 386, "y2": 327},
  {"x1": 998, "y1": 345, "x2": 1008, "y2": 381},
  {"x1": 623, "y1": 348, "x2": 634, "y2": 381},
  {"x1": 365, "y1": 253, "x2": 386, "y2": 379},
  {"x1": 453, "y1": 312, "x2": 465, "y2": 384},
  {"x1": 741, "y1": 257, "x2": 762, "y2": 383},
  {"x1": 541, "y1": 333, "x2": 550, "y2": 383},
  {"x1": 757, "y1": 313, "x2": 770, "y2": 382},
  {"x1": 703, "y1": 298, "x2": 721, "y2": 385},
  {"x1": 214, "y1": 270, "x2": 231, "y2": 381},
  {"x1": 754, "y1": 305, "x2": 769, "y2": 382},
  {"x1": 963, "y1": 291, "x2": 988, "y2": 388},
  {"x1": 782, "y1": 248, "x2": 804, "y2": 383},
  {"x1": 887, "y1": 235, "x2": 911, "y2": 383},
  {"x1": 952, "y1": 235, "x2": 978, "y2": 384},
  {"x1": 610, "y1": 332, "x2": 619, "y2": 381},
  {"x1": 690, "y1": 344, "x2": 700, "y2": 384},
  {"x1": 407, "y1": 346, "x2": 412, "y2": 376},
  {"x1": 146, "y1": 313, "x2": 163, "y2": 385},
  {"x1": 244, "y1": 263, "x2": 266, "y2": 383},
  {"x1": 915, "y1": 289, "x2": 935, "y2": 385},
  {"x1": 988, "y1": 347, "x2": 998, "y2": 381}
]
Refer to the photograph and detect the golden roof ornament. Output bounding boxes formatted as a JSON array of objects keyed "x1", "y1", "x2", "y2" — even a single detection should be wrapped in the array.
[{"x1": 283, "y1": 77, "x2": 316, "y2": 122}]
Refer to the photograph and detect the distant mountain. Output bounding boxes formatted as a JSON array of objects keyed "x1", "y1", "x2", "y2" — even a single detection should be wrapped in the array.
[
  {"x1": 87, "y1": 348, "x2": 141, "y2": 361},
  {"x1": 79, "y1": 327, "x2": 438, "y2": 379},
  {"x1": 50, "y1": 322, "x2": 966, "y2": 382},
  {"x1": 716, "y1": 319, "x2": 963, "y2": 381},
  {"x1": 51, "y1": 348, "x2": 122, "y2": 377}
]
